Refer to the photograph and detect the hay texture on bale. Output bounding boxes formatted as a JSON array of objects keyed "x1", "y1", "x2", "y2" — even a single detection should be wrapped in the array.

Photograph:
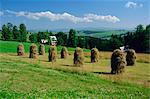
[
  {"x1": 91, "y1": 48, "x2": 99, "y2": 63},
  {"x1": 29, "y1": 44, "x2": 38, "y2": 59},
  {"x1": 126, "y1": 49, "x2": 136, "y2": 66},
  {"x1": 48, "y1": 46, "x2": 57, "y2": 62},
  {"x1": 39, "y1": 44, "x2": 45, "y2": 55},
  {"x1": 17, "y1": 43, "x2": 24, "y2": 56},
  {"x1": 61, "y1": 47, "x2": 68, "y2": 59},
  {"x1": 73, "y1": 47, "x2": 84, "y2": 66},
  {"x1": 111, "y1": 49, "x2": 126, "y2": 74}
]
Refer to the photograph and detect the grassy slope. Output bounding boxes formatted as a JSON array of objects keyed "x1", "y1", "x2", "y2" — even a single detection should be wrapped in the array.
[
  {"x1": 79, "y1": 30, "x2": 128, "y2": 38},
  {"x1": 0, "y1": 40, "x2": 150, "y2": 98},
  {"x1": 0, "y1": 40, "x2": 90, "y2": 53}
]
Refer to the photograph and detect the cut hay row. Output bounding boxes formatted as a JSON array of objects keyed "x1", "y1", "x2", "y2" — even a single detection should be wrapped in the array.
[{"x1": 16, "y1": 44, "x2": 136, "y2": 74}]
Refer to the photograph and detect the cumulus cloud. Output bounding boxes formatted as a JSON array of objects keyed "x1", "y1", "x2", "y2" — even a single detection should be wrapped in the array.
[
  {"x1": 85, "y1": 14, "x2": 120, "y2": 23},
  {"x1": 125, "y1": 1, "x2": 143, "y2": 8},
  {"x1": 6, "y1": 10, "x2": 120, "y2": 23},
  {"x1": 0, "y1": 11, "x2": 4, "y2": 16}
]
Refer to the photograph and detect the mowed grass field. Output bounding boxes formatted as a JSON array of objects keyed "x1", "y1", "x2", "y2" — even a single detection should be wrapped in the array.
[{"x1": 0, "y1": 40, "x2": 150, "y2": 98}]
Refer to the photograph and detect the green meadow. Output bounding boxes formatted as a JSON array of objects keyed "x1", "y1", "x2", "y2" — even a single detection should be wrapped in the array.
[
  {"x1": 0, "y1": 40, "x2": 149, "y2": 98},
  {"x1": 0, "y1": 40, "x2": 90, "y2": 53}
]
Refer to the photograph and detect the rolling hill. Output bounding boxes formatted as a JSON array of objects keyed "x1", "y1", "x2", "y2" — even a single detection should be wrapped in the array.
[{"x1": 77, "y1": 29, "x2": 130, "y2": 39}]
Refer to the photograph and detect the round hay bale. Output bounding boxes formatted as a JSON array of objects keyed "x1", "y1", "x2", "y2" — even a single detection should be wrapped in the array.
[
  {"x1": 73, "y1": 47, "x2": 84, "y2": 66},
  {"x1": 91, "y1": 48, "x2": 99, "y2": 63},
  {"x1": 29, "y1": 44, "x2": 38, "y2": 59},
  {"x1": 111, "y1": 49, "x2": 126, "y2": 74},
  {"x1": 126, "y1": 49, "x2": 136, "y2": 66},
  {"x1": 61, "y1": 47, "x2": 68, "y2": 59},
  {"x1": 17, "y1": 43, "x2": 24, "y2": 56},
  {"x1": 39, "y1": 44, "x2": 45, "y2": 55},
  {"x1": 48, "y1": 46, "x2": 57, "y2": 62}
]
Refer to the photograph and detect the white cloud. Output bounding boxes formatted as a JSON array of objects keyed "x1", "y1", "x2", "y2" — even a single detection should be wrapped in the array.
[
  {"x1": 85, "y1": 14, "x2": 120, "y2": 23},
  {"x1": 0, "y1": 11, "x2": 4, "y2": 16},
  {"x1": 139, "y1": 4, "x2": 143, "y2": 7},
  {"x1": 125, "y1": 1, "x2": 143, "y2": 8},
  {"x1": 6, "y1": 10, "x2": 120, "y2": 23}
]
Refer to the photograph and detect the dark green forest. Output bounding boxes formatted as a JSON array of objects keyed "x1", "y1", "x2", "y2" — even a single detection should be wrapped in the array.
[{"x1": 1, "y1": 23, "x2": 150, "y2": 53}]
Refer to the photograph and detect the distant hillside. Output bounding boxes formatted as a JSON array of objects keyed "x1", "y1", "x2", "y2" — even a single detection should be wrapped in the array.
[
  {"x1": 28, "y1": 28, "x2": 133, "y2": 39},
  {"x1": 77, "y1": 30, "x2": 131, "y2": 39}
]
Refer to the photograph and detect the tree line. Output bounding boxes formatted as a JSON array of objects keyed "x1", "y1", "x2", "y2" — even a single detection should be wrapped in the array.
[
  {"x1": 1, "y1": 23, "x2": 150, "y2": 53},
  {"x1": 1, "y1": 23, "x2": 27, "y2": 42}
]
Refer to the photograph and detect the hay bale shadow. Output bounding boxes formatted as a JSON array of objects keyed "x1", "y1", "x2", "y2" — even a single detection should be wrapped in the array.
[
  {"x1": 61, "y1": 64, "x2": 76, "y2": 67},
  {"x1": 93, "y1": 71, "x2": 112, "y2": 75},
  {"x1": 85, "y1": 61, "x2": 91, "y2": 63}
]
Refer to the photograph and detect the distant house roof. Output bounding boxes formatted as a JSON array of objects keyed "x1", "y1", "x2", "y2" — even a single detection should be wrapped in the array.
[
  {"x1": 41, "y1": 39, "x2": 48, "y2": 44},
  {"x1": 49, "y1": 36, "x2": 57, "y2": 46},
  {"x1": 49, "y1": 36, "x2": 57, "y2": 41},
  {"x1": 120, "y1": 46, "x2": 124, "y2": 51}
]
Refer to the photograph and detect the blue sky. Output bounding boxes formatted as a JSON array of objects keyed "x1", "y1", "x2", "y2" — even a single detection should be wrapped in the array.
[{"x1": 0, "y1": 0, "x2": 149, "y2": 30}]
